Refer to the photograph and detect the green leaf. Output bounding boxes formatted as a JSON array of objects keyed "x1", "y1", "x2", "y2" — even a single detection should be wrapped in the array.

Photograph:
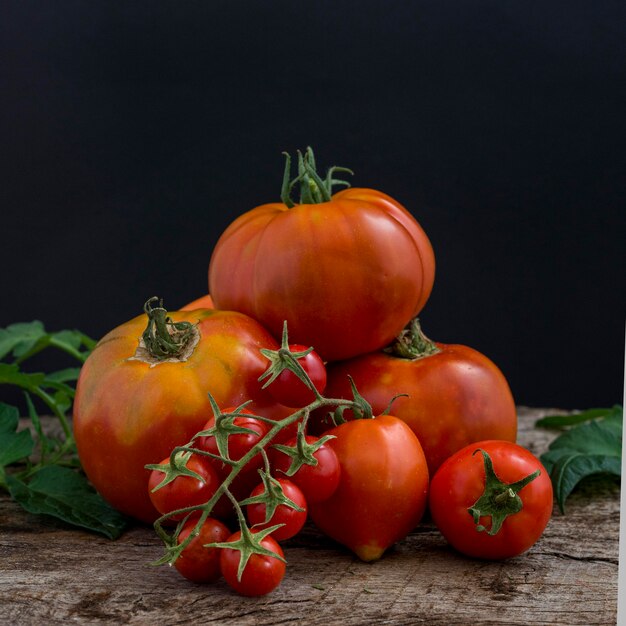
[
  {"x1": 6, "y1": 466, "x2": 128, "y2": 539},
  {"x1": 0, "y1": 321, "x2": 47, "y2": 361},
  {"x1": 540, "y1": 408, "x2": 622, "y2": 513},
  {"x1": 0, "y1": 363, "x2": 46, "y2": 390},
  {"x1": 549, "y1": 454, "x2": 621, "y2": 513},
  {"x1": 45, "y1": 368, "x2": 82, "y2": 384},
  {"x1": 50, "y1": 329, "x2": 83, "y2": 351},
  {"x1": 535, "y1": 406, "x2": 621, "y2": 429},
  {"x1": 0, "y1": 402, "x2": 34, "y2": 467}
]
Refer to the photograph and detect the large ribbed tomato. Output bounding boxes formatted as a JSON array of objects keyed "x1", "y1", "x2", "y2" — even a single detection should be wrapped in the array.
[
  {"x1": 313, "y1": 319, "x2": 517, "y2": 475},
  {"x1": 73, "y1": 299, "x2": 290, "y2": 523},
  {"x1": 208, "y1": 149, "x2": 435, "y2": 362}
]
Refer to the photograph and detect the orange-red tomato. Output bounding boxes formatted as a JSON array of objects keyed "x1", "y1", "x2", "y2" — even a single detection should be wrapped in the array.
[
  {"x1": 73, "y1": 307, "x2": 290, "y2": 523},
  {"x1": 209, "y1": 187, "x2": 435, "y2": 362},
  {"x1": 180, "y1": 294, "x2": 214, "y2": 311},
  {"x1": 315, "y1": 336, "x2": 517, "y2": 476},
  {"x1": 308, "y1": 415, "x2": 429, "y2": 562}
]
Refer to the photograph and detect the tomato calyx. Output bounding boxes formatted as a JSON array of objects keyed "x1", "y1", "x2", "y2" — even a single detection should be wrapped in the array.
[
  {"x1": 280, "y1": 147, "x2": 353, "y2": 208},
  {"x1": 330, "y1": 375, "x2": 374, "y2": 426},
  {"x1": 259, "y1": 321, "x2": 323, "y2": 401},
  {"x1": 133, "y1": 296, "x2": 199, "y2": 363},
  {"x1": 468, "y1": 449, "x2": 541, "y2": 536},
  {"x1": 205, "y1": 489, "x2": 286, "y2": 582},
  {"x1": 240, "y1": 470, "x2": 305, "y2": 525},
  {"x1": 145, "y1": 450, "x2": 206, "y2": 492},
  {"x1": 193, "y1": 399, "x2": 270, "y2": 464},
  {"x1": 385, "y1": 318, "x2": 441, "y2": 360},
  {"x1": 272, "y1": 425, "x2": 336, "y2": 476}
]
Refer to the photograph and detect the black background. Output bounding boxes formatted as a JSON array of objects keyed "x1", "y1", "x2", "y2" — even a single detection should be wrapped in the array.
[{"x1": 2, "y1": 1, "x2": 624, "y2": 409}]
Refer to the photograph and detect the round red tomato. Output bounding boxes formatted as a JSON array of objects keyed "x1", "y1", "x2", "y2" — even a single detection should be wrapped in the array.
[
  {"x1": 265, "y1": 344, "x2": 327, "y2": 408},
  {"x1": 208, "y1": 149, "x2": 435, "y2": 362},
  {"x1": 271, "y1": 435, "x2": 340, "y2": 504},
  {"x1": 429, "y1": 440, "x2": 553, "y2": 559},
  {"x1": 246, "y1": 478, "x2": 307, "y2": 541},
  {"x1": 73, "y1": 299, "x2": 291, "y2": 523},
  {"x1": 174, "y1": 516, "x2": 231, "y2": 583},
  {"x1": 308, "y1": 415, "x2": 429, "y2": 562},
  {"x1": 313, "y1": 319, "x2": 517, "y2": 475},
  {"x1": 197, "y1": 408, "x2": 269, "y2": 475},
  {"x1": 220, "y1": 531, "x2": 286, "y2": 596},
  {"x1": 148, "y1": 454, "x2": 221, "y2": 521}
]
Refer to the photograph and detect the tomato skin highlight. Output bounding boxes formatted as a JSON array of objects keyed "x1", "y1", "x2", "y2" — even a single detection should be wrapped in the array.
[
  {"x1": 267, "y1": 344, "x2": 327, "y2": 408},
  {"x1": 315, "y1": 341, "x2": 517, "y2": 475},
  {"x1": 220, "y1": 532, "x2": 286, "y2": 596},
  {"x1": 148, "y1": 455, "x2": 220, "y2": 521},
  {"x1": 174, "y1": 517, "x2": 231, "y2": 583},
  {"x1": 73, "y1": 308, "x2": 291, "y2": 523},
  {"x1": 246, "y1": 479, "x2": 307, "y2": 541},
  {"x1": 270, "y1": 435, "x2": 341, "y2": 504},
  {"x1": 308, "y1": 415, "x2": 429, "y2": 562},
  {"x1": 429, "y1": 440, "x2": 553, "y2": 560},
  {"x1": 209, "y1": 188, "x2": 435, "y2": 362}
]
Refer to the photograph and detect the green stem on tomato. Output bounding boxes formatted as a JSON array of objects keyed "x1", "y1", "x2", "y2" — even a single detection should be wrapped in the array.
[
  {"x1": 279, "y1": 147, "x2": 353, "y2": 207},
  {"x1": 29, "y1": 386, "x2": 74, "y2": 443}
]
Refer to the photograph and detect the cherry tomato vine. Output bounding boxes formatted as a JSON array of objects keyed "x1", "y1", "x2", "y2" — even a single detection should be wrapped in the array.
[{"x1": 147, "y1": 323, "x2": 374, "y2": 595}]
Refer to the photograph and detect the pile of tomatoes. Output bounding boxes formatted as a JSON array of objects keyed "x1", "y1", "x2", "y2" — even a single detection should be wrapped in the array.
[{"x1": 72, "y1": 148, "x2": 554, "y2": 597}]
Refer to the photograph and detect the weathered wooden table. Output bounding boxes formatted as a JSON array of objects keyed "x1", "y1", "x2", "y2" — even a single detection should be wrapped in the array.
[{"x1": 0, "y1": 408, "x2": 619, "y2": 625}]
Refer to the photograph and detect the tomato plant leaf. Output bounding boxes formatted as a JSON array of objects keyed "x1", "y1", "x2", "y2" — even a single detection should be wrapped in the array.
[
  {"x1": 5, "y1": 466, "x2": 128, "y2": 539},
  {"x1": 535, "y1": 405, "x2": 621, "y2": 429},
  {"x1": 0, "y1": 363, "x2": 46, "y2": 390},
  {"x1": 45, "y1": 368, "x2": 82, "y2": 384},
  {"x1": 540, "y1": 408, "x2": 622, "y2": 513},
  {"x1": 0, "y1": 321, "x2": 47, "y2": 361},
  {"x1": 0, "y1": 402, "x2": 35, "y2": 468}
]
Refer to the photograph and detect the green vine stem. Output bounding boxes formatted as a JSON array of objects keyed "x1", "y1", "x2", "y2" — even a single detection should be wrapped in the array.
[{"x1": 280, "y1": 147, "x2": 353, "y2": 207}]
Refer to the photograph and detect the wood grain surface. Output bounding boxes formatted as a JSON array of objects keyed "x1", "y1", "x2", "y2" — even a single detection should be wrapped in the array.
[{"x1": 0, "y1": 408, "x2": 619, "y2": 625}]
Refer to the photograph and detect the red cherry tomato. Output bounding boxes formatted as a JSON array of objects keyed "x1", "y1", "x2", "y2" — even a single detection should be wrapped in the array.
[
  {"x1": 271, "y1": 435, "x2": 341, "y2": 504},
  {"x1": 429, "y1": 440, "x2": 553, "y2": 560},
  {"x1": 197, "y1": 408, "x2": 268, "y2": 476},
  {"x1": 148, "y1": 454, "x2": 221, "y2": 521},
  {"x1": 246, "y1": 478, "x2": 307, "y2": 541},
  {"x1": 267, "y1": 345, "x2": 327, "y2": 408},
  {"x1": 220, "y1": 531, "x2": 286, "y2": 596},
  {"x1": 174, "y1": 516, "x2": 231, "y2": 583}
]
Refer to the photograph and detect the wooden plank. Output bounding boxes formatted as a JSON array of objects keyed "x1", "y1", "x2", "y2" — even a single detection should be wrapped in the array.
[{"x1": 0, "y1": 408, "x2": 619, "y2": 625}]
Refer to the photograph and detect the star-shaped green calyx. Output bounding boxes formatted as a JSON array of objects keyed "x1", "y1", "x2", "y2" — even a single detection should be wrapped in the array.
[
  {"x1": 145, "y1": 450, "x2": 204, "y2": 493},
  {"x1": 238, "y1": 469, "x2": 305, "y2": 524},
  {"x1": 191, "y1": 393, "x2": 262, "y2": 464},
  {"x1": 258, "y1": 321, "x2": 320, "y2": 397},
  {"x1": 468, "y1": 449, "x2": 541, "y2": 536},
  {"x1": 271, "y1": 426, "x2": 336, "y2": 477}
]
